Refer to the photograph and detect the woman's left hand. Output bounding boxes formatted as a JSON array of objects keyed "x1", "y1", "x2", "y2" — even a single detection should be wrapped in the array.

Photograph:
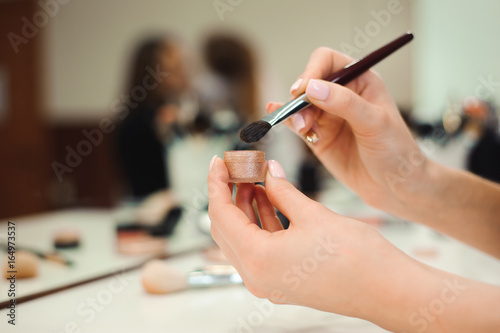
[{"x1": 207, "y1": 156, "x2": 439, "y2": 332}]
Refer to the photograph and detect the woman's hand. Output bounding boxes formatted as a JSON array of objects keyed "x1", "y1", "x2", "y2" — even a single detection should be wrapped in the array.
[
  {"x1": 207, "y1": 157, "x2": 441, "y2": 332},
  {"x1": 274, "y1": 46, "x2": 500, "y2": 258},
  {"x1": 271, "y1": 47, "x2": 426, "y2": 214},
  {"x1": 208, "y1": 157, "x2": 500, "y2": 332}
]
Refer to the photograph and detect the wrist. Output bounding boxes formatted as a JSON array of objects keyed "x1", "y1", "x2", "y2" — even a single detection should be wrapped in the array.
[
  {"x1": 371, "y1": 256, "x2": 500, "y2": 333},
  {"x1": 368, "y1": 252, "x2": 457, "y2": 333},
  {"x1": 388, "y1": 158, "x2": 445, "y2": 223},
  {"x1": 359, "y1": 244, "x2": 441, "y2": 332}
]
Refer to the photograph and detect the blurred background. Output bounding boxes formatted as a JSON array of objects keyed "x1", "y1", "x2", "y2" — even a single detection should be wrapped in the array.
[
  {"x1": 1, "y1": 0, "x2": 499, "y2": 218},
  {"x1": 1, "y1": 0, "x2": 500, "y2": 220},
  {"x1": 1, "y1": 0, "x2": 500, "y2": 329}
]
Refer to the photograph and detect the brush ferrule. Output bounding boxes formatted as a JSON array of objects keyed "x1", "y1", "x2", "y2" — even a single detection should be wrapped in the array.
[
  {"x1": 187, "y1": 265, "x2": 243, "y2": 287},
  {"x1": 259, "y1": 32, "x2": 413, "y2": 131},
  {"x1": 263, "y1": 93, "x2": 310, "y2": 126}
]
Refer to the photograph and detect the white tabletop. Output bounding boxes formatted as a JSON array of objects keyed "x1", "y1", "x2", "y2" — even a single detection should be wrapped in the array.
[
  {"x1": 3, "y1": 219, "x2": 498, "y2": 333},
  {"x1": 0, "y1": 208, "x2": 212, "y2": 305},
  {"x1": 0, "y1": 252, "x2": 391, "y2": 333},
  {"x1": 1, "y1": 187, "x2": 499, "y2": 332}
]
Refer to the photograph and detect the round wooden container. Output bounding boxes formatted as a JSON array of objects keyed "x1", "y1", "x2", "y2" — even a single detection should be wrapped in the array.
[{"x1": 223, "y1": 150, "x2": 267, "y2": 183}]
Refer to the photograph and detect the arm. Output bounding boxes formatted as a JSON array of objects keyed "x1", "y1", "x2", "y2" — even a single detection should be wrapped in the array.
[
  {"x1": 276, "y1": 46, "x2": 500, "y2": 258},
  {"x1": 207, "y1": 157, "x2": 500, "y2": 333},
  {"x1": 397, "y1": 161, "x2": 500, "y2": 258}
]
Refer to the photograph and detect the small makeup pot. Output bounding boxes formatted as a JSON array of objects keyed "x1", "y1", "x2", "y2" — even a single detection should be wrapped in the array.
[{"x1": 224, "y1": 150, "x2": 267, "y2": 183}]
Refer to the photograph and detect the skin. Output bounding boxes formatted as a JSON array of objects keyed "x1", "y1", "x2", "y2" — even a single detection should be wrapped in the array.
[
  {"x1": 160, "y1": 42, "x2": 190, "y2": 96},
  {"x1": 207, "y1": 47, "x2": 500, "y2": 332},
  {"x1": 154, "y1": 43, "x2": 188, "y2": 138}
]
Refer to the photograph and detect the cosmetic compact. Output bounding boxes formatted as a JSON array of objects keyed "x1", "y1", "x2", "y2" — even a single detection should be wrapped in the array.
[{"x1": 223, "y1": 150, "x2": 267, "y2": 183}]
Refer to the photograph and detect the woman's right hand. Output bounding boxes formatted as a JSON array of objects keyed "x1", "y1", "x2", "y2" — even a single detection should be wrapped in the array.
[{"x1": 270, "y1": 47, "x2": 427, "y2": 214}]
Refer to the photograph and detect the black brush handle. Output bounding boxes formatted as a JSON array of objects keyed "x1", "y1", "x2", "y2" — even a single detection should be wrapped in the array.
[
  {"x1": 326, "y1": 32, "x2": 413, "y2": 84},
  {"x1": 263, "y1": 32, "x2": 413, "y2": 126}
]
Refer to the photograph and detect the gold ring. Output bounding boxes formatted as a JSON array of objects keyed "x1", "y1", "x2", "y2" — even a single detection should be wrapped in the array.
[{"x1": 305, "y1": 129, "x2": 320, "y2": 145}]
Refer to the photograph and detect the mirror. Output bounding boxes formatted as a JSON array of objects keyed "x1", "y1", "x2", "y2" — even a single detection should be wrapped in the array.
[{"x1": 1, "y1": 0, "x2": 499, "y2": 308}]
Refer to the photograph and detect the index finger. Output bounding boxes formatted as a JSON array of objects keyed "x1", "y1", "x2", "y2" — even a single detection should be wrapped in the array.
[
  {"x1": 207, "y1": 156, "x2": 267, "y2": 249},
  {"x1": 290, "y1": 47, "x2": 354, "y2": 98}
]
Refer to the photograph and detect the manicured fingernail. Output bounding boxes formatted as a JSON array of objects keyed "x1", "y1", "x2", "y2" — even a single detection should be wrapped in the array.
[
  {"x1": 306, "y1": 79, "x2": 330, "y2": 101},
  {"x1": 290, "y1": 78, "x2": 303, "y2": 94},
  {"x1": 268, "y1": 160, "x2": 286, "y2": 179},
  {"x1": 209, "y1": 155, "x2": 217, "y2": 171},
  {"x1": 293, "y1": 114, "x2": 305, "y2": 133}
]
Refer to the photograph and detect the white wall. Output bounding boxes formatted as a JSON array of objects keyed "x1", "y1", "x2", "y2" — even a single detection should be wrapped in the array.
[
  {"x1": 412, "y1": 0, "x2": 500, "y2": 122},
  {"x1": 43, "y1": 0, "x2": 413, "y2": 122},
  {"x1": 348, "y1": 0, "x2": 414, "y2": 110}
]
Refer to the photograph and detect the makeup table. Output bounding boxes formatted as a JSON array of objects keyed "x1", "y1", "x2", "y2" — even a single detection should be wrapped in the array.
[
  {"x1": 0, "y1": 208, "x2": 213, "y2": 307},
  {"x1": 1, "y1": 191, "x2": 500, "y2": 332},
  {"x1": 1, "y1": 251, "x2": 393, "y2": 333},
  {"x1": 2, "y1": 219, "x2": 499, "y2": 333}
]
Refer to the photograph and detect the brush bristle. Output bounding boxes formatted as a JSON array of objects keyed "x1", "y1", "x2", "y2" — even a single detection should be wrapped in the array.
[{"x1": 239, "y1": 121, "x2": 272, "y2": 143}]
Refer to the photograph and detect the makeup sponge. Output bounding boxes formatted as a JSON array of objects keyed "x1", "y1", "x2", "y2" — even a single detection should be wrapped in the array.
[
  {"x1": 3, "y1": 251, "x2": 39, "y2": 279},
  {"x1": 141, "y1": 260, "x2": 188, "y2": 294}
]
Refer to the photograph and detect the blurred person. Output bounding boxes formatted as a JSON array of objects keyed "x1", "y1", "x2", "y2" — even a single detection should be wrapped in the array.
[
  {"x1": 195, "y1": 33, "x2": 260, "y2": 136},
  {"x1": 424, "y1": 97, "x2": 500, "y2": 179},
  {"x1": 463, "y1": 97, "x2": 500, "y2": 183},
  {"x1": 196, "y1": 32, "x2": 303, "y2": 183},
  {"x1": 116, "y1": 35, "x2": 190, "y2": 200},
  {"x1": 208, "y1": 46, "x2": 500, "y2": 332},
  {"x1": 197, "y1": 32, "x2": 307, "y2": 230}
]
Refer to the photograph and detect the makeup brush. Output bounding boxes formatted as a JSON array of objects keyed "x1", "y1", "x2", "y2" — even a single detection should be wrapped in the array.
[
  {"x1": 239, "y1": 32, "x2": 414, "y2": 143},
  {"x1": 141, "y1": 260, "x2": 243, "y2": 294},
  {"x1": 0, "y1": 242, "x2": 74, "y2": 266}
]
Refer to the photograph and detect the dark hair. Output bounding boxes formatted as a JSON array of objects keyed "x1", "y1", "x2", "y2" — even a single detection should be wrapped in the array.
[
  {"x1": 203, "y1": 34, "x2": 258, "y2": 122},
  {"x1": 126, "y1": 36, "x2": 176, "y2": 108}
]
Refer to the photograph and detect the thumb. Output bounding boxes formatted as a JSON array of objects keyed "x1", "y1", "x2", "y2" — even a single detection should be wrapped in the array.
[
  {"x1": 264, "y1": 160, "x2": 318, "y2": 223},
  {"x1": 305, "y1": 78, "x2": 388, "y2": 135}
]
